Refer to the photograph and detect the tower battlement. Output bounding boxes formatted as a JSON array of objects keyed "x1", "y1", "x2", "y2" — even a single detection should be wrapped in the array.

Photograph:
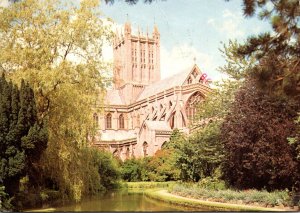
[{"x1": 113, "y1": 22, "x2": 160, "y2": 94}]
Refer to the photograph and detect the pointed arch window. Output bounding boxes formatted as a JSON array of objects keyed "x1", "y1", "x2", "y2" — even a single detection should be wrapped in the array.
[
  {"x1": 187, "y1": 77, "x2": 193, "y2": 84},
  {"x1": 119, "y1": 114, "x2": 125, "y2": 129},
  {"x1": 143, "y1": 142, "x2": 148, "y2": 157},
  {"x1": 137, "y1": 114, "x2": 140, "y2": 127},
  {"x1": 106, "y1": 113, "x2": 112, "y2": 129},
  {"x1": 93, "y1": 113, "x2": 99, "y2": 128},
  {"x1": 186, "y1": 92, "x2": 203, "y2": 123}
]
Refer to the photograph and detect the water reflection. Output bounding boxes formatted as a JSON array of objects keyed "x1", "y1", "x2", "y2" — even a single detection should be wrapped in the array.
[{"x1": 41, "y1": 189, "x2": 204, "y2": 211}]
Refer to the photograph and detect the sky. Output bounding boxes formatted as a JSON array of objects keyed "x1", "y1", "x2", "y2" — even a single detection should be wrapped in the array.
[
  {"x1": 0, "y1": 0, "x2": 273, "y2": 81},
  {"x1": 100, "y1": 0, "x2": 273, "y2": 81}
]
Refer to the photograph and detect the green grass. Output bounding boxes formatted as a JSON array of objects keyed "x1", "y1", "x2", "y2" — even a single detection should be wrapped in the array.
[
  {"x1": 144, "y1": 189, "x2": 285, "y2": 211},
  {"x1": 169, "y1": 183, "x2": 291, "y2": 208}
]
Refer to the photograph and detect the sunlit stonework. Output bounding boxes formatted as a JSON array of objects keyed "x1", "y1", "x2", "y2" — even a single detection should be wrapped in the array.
[{"x1": 92, "y1": 22, "x2": 211, "y2": 160}]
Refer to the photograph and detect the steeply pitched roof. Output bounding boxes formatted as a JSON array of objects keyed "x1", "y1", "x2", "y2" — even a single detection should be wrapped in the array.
[
  {"x1": 136, "y1": 64, "x2": 200, "y2": 101},
  {"x1": 145, "y1": 120, "x2": 171, "y2": 131},
  {"x1": 105, "y1": 89, "x2": 124, "y2": 105}
]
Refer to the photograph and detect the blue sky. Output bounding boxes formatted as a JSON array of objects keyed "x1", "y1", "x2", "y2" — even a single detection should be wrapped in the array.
[
  {"x1": 0, "y1": 0, "x2": 273, "y2": 81},
  {"x1": 100, "y1": 0, "x2": 272, "y2": 80}
]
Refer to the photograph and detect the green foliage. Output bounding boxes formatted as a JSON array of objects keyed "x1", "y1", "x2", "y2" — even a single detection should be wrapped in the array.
[
  {"x1": 126, "y1": 181, "x2": 176, "y2": 189},
  {"x1": 235, "y1": 0, "x2": 300, "y2": 100},
  {"x1": 42, "y1": 147, "x2": 120, "y2": 202},
  {"x1": 0, "y1": 0, "x2": 115, "y2": 202},
  {"x1": 0, "y1": 74, "x2": 48, "y2": 198},
  {"x1": 146, "y1": 149, "x2": 180, "y2": 181},
  {"x1": 120, "y1": 148, "x2": 179, "y2": 182},
  {"x1": 170, "y1": 183, "x2": 291, "y2": 207},
  {"x1": 120, "y1": 158, "x2": 144, "y2": 182},
  {"x1": 288, "y1": 113, "x2": 300, "y2": 160},
  {"x1": 221, "y1": 80, "x2": 299, "y2": 190},
  {"x1": 164, "y1": 126, "x2": 224, "y2": 182},
  {"x1": 197, "y1": 175, "x2": 226, "y2": 191},
  {"x1": 0, "y1": 186, "x2": 13, "y2": 211}
]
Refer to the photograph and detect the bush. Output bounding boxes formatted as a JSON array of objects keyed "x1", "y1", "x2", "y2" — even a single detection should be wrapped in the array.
[
  {"x1": 197, "y1": 177, "x2": 226, "y2": 190},
  {"x1": 120, "y1": 158, "x2": 144, "y2": 182}
]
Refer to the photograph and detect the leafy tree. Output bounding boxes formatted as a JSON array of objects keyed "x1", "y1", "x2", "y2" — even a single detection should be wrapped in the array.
[
  {"x1": 120, "y1": 158, "x2": 144, "y2": 182},
  {"x1": 146, "y1": 149, "x2": 180, "y2": 181},
  {"x1": 221, "y1": 80, "x2": 299, "y2": 190},
  {"x1": 0, "y1": 74, "x2": 47, "y2": 204},
  {"x1": 189, "y1": 122, "x2": 224, "y2": 178},
  {"x1": 219, "y1": 0, "x2": 300, "y2": 192},
  {"x1": 163, "y1": 128, "x2": 223, "y2": 182},
  {"x1": 233, "y1": 0, "x2": 300, "y2": 101},
  {"x1": 0, "y1": 0, "x2": 113, "y2": 201}
]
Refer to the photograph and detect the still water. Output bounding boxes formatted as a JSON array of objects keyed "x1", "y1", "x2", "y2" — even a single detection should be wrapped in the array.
[{"x1": 33, "y1": 189, "x2": 205, "y2": 211}]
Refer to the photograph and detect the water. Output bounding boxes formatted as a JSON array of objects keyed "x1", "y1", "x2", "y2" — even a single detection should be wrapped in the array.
[{"x1": 30, "y1": 189, "x2": 206, "y2": 211}]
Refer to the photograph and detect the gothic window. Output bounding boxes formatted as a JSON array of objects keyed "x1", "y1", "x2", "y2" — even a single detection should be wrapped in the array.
[
  {"x1": 137, "y1": 114, "x2": 140, "y2": 127},
  {"x1": 126, "y1": 146, "x2": 130, "y2": 159},
  {"x1": 160, "y1": 113, "x2": 166, "y2": 121},
  {"x1": 106, "y1": 113, "x2": 112, "y2": 129},
  {"x1": 93, "y1": 113, "x2": 98, "y2": 127},
  {"x1": 192, "y1": 70, "x2": 197, "y2": 78},
  {"x1": 187, "y1": 77, "x2": 193, "y2": 84},
  {"x1": 119, "y1": 114, "x2": 125, "y2": 129},
  {"x1": 169, "y1": 101, "x2": 172, "y2": 109},
  {"x1": 169, "y1": 112, "x2": 175, "y2": 129},
  {"x1": 143, "y1": 142, "x2": 148, "y2": 157},
  {"x1": 160, "y1": 104, "x2": 163, "y2": 111},
  {"x1": 186, "y1": 92, "x2": 203, "y2": 123}
]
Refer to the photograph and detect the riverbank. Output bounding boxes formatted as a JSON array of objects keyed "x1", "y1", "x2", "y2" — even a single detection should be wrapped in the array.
[
  {"x1": 145, "y1": 189, "x2": 294, "y2": 211},
  {"x1": 124, "y1": 181, "x2": 297, "y2": 211}
]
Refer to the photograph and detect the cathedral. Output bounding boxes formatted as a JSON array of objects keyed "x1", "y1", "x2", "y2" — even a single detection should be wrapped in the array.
[{"x1": 92, "y1": 22, "x2": 211, "y2": 161}]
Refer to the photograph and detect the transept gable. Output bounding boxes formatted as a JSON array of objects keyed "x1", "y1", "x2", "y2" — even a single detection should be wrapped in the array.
[{"x1": 182, "y1": 64, "x2": 203, "y2": 85}]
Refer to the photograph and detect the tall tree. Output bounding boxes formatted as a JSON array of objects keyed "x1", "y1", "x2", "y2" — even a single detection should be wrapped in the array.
[
  {"x1": 221, "y1": 80, "x2": 299, "y2": 190},
  {"x1": 0, "y1": 74, "x2": 47, "y2": 198},
  {"x1": 234, "y1": 0, "x2": 300, "y2": 100},
  {"x1": 0, "y1": 0, "x2": 113, "y2": 201}
]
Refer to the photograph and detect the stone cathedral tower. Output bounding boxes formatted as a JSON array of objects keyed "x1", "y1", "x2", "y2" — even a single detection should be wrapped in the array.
[
  {"x1": 93, "y1": 22, "x2": 211, "y2": 161},
  {"x1": 113, "y1": 22, "x2": 161, "y2": 104}
]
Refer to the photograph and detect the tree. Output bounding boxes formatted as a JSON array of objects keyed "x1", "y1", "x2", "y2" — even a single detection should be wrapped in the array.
[
  {"x1": 234, "y1": 0, "x2": 300, "y2": 101},
  {"x1": 220, "y1": 0, "x2": 300, "y2": 191},
  {"x1": 146, "y1": 148, "x2": 180, "y2": 181},
  {"x1": 221, "y1": 80, "x2": 299, "y2": 190},
  {"x1": 0, "y1": 0, "x2": 113, "y2": 201},
  {"x1": 0, "y1": 74, "x2": 47, "y2": 201},
  {"x1": 120, "y1": 158, "x2": 144, "y2": 182}
]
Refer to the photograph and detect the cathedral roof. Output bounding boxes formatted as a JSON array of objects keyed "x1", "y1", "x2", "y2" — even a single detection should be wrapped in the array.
[
  {"x1": 100, "y1": 129, "x2": 136, "y2": 141},
  {"x1": 136, "y1": 64, "x2": 200, "y2": 101},
  {"x1": 105, "y1": 89, "x2": 124, "y2": 105},
  {"x1": 145, "y1": 120, "x2": 172, "y2": 131}
]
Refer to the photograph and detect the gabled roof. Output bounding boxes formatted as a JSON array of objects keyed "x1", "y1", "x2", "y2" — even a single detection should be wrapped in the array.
[
  {"x1": 145, "y1": 120, "x2": 171, "y2": 131},
  {"x1": 136, "y1": 64, "x2": 201, "y2": 101},
  {"x1": 105, "y1": 89, "x2": 124, "y2": 105}
]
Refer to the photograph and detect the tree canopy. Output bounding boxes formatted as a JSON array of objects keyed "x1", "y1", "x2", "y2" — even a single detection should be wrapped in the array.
[
  {"x1": 0, "y1": 74, "x2": 47, "y2": 199},
  {"x1": 0, "y1": 0, "x2": 114, "y2": 201}
]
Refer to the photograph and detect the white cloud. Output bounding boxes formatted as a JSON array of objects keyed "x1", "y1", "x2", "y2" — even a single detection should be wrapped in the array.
[
  {"x1": 160, "y1": 44, "x2": 224, "y2": 81},
  {"x1": 207, "y1": 9, "x2": 245, "y2": 40},
  {"x1": 0, "y1": 0, "x2": 10, "y2": 7}
]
